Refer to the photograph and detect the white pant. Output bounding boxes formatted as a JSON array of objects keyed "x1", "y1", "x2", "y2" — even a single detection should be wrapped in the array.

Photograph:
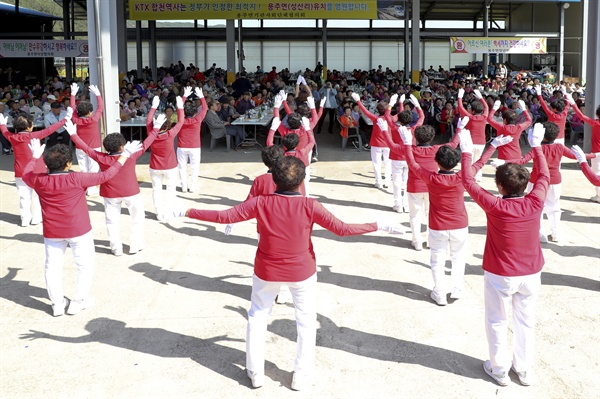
[
  {"x1": 304, "y1": 165, "x2": 311, "y2": 197},
  {"x1": 246, "y1": 273, "x2": 317, "y2": 376},
  {"x1": 408, "y1": 192, "x2": 430, "y2": 243},
  {"x1": 473, "y1": 144, "x2": 485, "y2": 179},
  {"x1": 44, "y1": 231, "x2": 95, "y2": 306},
  {"x1": 484, "y1": 271, "x2": 541, "y2": 375},
  {"x1": 15, "y1": 177, "x2": 42, "y2": 226},
  {"x1": 149, "y1": 168, "x2": 178, "y2": 217},
  {"x1": 592, "y1": 155, "x2": 600, "y2": 197},
  {"x1": 428, "y1": 227, "x2": 468, "y2": 296},
  {"x1": 527, "y1": 182, "x2": 561, "y2": 238},
  {"x1": 177, "y1": 147, "x2": 201, "y2": 192},
  {"x1": 76, "y1": 148, "x2": 101, "y2": 195},
  {"x1": 370, "y1": 146, "x2": 391, "y2": 186},
  {"x1": 104, "y1": 194, "x2": 145, "y2": 253},
  {"x1": 391, "y1": 160, "x2": 408, "y2": 208}
]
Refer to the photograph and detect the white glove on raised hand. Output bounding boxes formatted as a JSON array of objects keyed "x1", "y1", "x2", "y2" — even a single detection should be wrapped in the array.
[
  {"x1": 389, "y1": 94, "x2": 398, "y2": 108},
  {"x1": 560, "y1": 85, "x2": 567, "y2": 95},
  {"x1": 491, "y1": 135, "x2": 513, "y2": 148},
  {"x1": 270, "y1": 117, "x2": 281, "y2": 131},
  {"x1": 296, "y1": 75, "x2": 303, "y2": 85},
  {"x1": 351, "y1": 93, "x2": 360, "y2": 102},
  {"x1": 273, "y1": 94, "x2": 283, "y2": 108},
  {"x1": 564, "y1": 93, "x2": 576, "y2": 105},
  {"x1": 176, "y1": 96, "x2": 184, "y2": 109},
  {"x1": 459, "y1": 129, "x2": 474, "y2": 153},
  {"x1": 535, "y1": 85, "x2": 542, "y2": 96},
  {"x1": 28, "y1": 138, "x2": 46, "y2": 159},
  {"x1": 320, "y1": 97, "x2": 327, "y2": 108},
  {"x1": 490, "y1": 159, "x2": 506, "y2": 168},
  {"x1": 473, "y1": 89, "x2": 483, "y2": 100},
  {"x1": 409, "y1": 94, "x2": 420, "y2": 108},
  {"x1": 224, "y1": 224, "x2": 234, "y2": 235},
  {"x1": 65, "y1": 106, "x2": 73, "y2": 119},
  {"x1": 194, "y1": 87, "x2": 204, "y2": 99},
  {"x1": 301, "y1": 117, "x2": 311, "y2": 131},
  {"x1": 152, "y1": 95, "x2": 160, "y2": 109},
  {"x1": 528, "y1": 123, "x2": 545, "y2": 148},
  {"x1": 89, "y1": 85, "x2": 101, "y2": 96},
  {"x1": 492, "y1": 100, "x2": 501, "y2": 111},
  {"x1": 70, "y1": 83, "x2": 79, "y2": 96},
  {"x1": 399, "y1": 94, "x2": 405, "y2": 105},
  {"x1": 306, "y1": 96, "x2": 315, "y2": 109},
  {"x1": 458, "y1": 88, "x2": 465, "y2": 99},
  {"x1": 64, "y1": 119, "x2": 77, "y2": 136},
  {"x1": 301, "y1": 76, "x2": 307, "y2": 86},
  {"x1": 153, "y1": 113, "x2": 167, "y2": 129},
  {"x1": 570, "y1": 145, "x2": 587, "y2": 164},
  {"x1": 377, "y1": 221, "x2": 405, "y2": 235},
  {"x1": 122, "y1": 140, "x2": 143, "y2": 158},
  {"x1": 457, "y1": 116, "x2": 470, "y2": 130},
  {"x1": 399, "y1": 125, "x2": 412, "y2": 145},
  {"x1": 0, "y1": 114, "x2": 7, "y2": 126},
  {"x1": 518, "y1": 100, "x2": 527, "y2": 111},
  {"x1": 376, "y1": 118, "x2": 388, "y2": 133},
  {"x1": 183, "y1": 86, "x2": 192, "y2": 98}
]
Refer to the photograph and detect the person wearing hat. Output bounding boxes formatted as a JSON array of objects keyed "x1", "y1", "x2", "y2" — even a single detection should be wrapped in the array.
[
  {"x1": 44, "y1": 101, "x2": 69, "y2": 148},
  {"x1": 43, "y1": 94, "x2": 57, "y2": 114}
]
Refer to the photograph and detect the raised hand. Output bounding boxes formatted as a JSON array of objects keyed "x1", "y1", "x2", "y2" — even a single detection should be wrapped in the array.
[
  {"x1": 399, "y1": 125, "x2": 412, "y2": 145},
  {"x1": 183, "y1": 86, "x2": 193, "y2": 98},
  {"x1": 399, "y1": 94, "x2": 405, "y2": 104},
  {"x1": 152, "y1": 95, "x2": 160, "y2": 109},
  {"x1": 28, "y1": 138, "x2": 45, "y2": 159},
  {"x1": 351, "y1": 93, "x2": 360, "y2": 102},
  {"x1": 458, "y1": 88, "x2": 465, "y2": 99},
  {"x1": 377, "y1": 221, "x2": 405, "y2": 234},
  {"x1": 306, "y1": 96, "x2": 315, "y2": 109},
  {"x1": 320, "y1": 97, "x2": 327, "y2": 108},
  {"x1": 459, "y1": 129, "x2": 474, "y2": 153},
  {"x1": 490, "y1": 159, "x2": 506, "y2": 168},
  {"x1": 176, "y1": 96, "x2": 184, "y2": 109},
  {"x1": 153, "y1": 113, "x2": 167, "y2": 129},
  {"x1": 491, "y1": 135, "x2": 513, "y2": 148},
  {"x1": 535, "y1": 85, "x2": 542, "y2": 96},
  {"x1": 570, "y1": 145, "x2": 587, "y2": 164},
  {"x1": 0, "y1": 114, "x2": 7, "y2": 126},
  {"x1": 89, "y1": 85, "x2": 101, "y2": 96},
  {"x1": 270, "y1": 116, "x2": 281, "y2": 131},
  {"x1": 122, "y1": 140, "x2": 143, "y2": 158},
  {"x1": 473, "y1": 89, "x2": 483, "y2": 100},
  {"x1": 194, "y1": 87, "x2": 204, "y2": 99},
  {"x1": 376, "y1": 118, "x2": 388, "y2": 133},
  {"x1": 518, "y1": 100, "x2": 527, "y2": 111},
  {"x1": 389, "y1": 93, "x2": 398, "y2": 108},
  {"x1": 564, "y1": 93, "x2": 576, "y2": 105},
  {"x1": 409, "y1": 94, "x2": 420, "y2": 108},
  {"x1": 528, "y1": 123, "x2": 545, "y2": 148},
  {"x1": 65, "y1": 106, "x2": 73, "y2": 119},
  {"x1": 492, "y1": 100, "x2": 501, "y2": 111},
  {"x1": 301, "y1": 117, "x2": 311, "y2": 131},
  {"x1": 64, "y1": 119, "x2": 77, "y2": 136},
  {"x1": 70, "y1": 82, "x2": 79, "y2": 96},
  {"x1": 457, "y1": 116, "x2": 470, "y2": 130}
]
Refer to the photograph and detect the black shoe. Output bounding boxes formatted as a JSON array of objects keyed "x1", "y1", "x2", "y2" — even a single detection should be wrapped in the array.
[
  {"x1": 363, "y1": 144, "x2": 370, "y2": 150},
  {"x1": 311, "y1": 156, "x2": 318, "y2": 163},
  {"x1": 2, "y1": 148, "x2": 10, "y2": 155}
]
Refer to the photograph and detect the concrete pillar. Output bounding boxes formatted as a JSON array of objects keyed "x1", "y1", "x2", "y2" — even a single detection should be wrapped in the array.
[
  {"x1": 226, "y1": 20, "x2": 235, "y2": 84},
  {"x1": 135, "y1": 21, "x2": 143, "y2": 79},
  {"x1": 149, "y1": 20, "x2": 157, "y2": 81},
  {"x1": 404, "y1": 8, "x2": 409, "y2": 79},
  {"x1": 483, "y1": 4, "x2": 489, "y2": 77},
  {"x1": 583, "y1": 0, "x2": 599, "y2": 153},
  {"x1": 411, "y1": 0, "x2": 420, "y2": 82},
  {"x1": 63, "y1": 0, "x2": 72, "y2": 80},
  {"x1": 558, "y1": 3, "x2": 565, "y2": 81},
  {"x1": 116, "y1": 0, "x2": 128, "y2": 74},
  {"x1": 322, "y1": 19, "x2": 328, "y2": 81}
]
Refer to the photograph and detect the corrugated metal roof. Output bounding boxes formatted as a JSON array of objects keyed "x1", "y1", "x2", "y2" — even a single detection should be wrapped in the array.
[{"x1": 0, "y1": 1, "x2": 61, "y2": 20}]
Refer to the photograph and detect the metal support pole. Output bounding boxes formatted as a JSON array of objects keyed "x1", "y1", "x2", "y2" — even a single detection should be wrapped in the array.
[
  {"x1": 63, "y1": 0, "x2": 72, "y2": 80},
  {"x1": 194, "y1": 20, "x2": 198, "y2": 68},
  {"x1": 135, "y1": 21, "x2": 143, "y2": 79},
  {"x1": 226, "y1": 20, "x2": 236, "y2": 84},
  {"x1": 116, "y1": 0, "x2": 128, "y2": 75},
  {"x1": 558, "y1": 3, "x2": 565, "y2": 81},
  {"x1": 238, "y1": 19, "x2": 244, "y2": 74},
  {"x1": 411, "y1": 0, "x2": 420, "y2": 82},
  {"x1": 583, "y1": 0, "x2": 599, "y2": 153},
  {"x1": 149, "y1": 20, "x2": 157, "y2": 81},
  {"x1": 404, "y1": 8, "x2": 409, "y2": 80},
  {"x1": 483, "y1": 2, "x2": 489, "y2": 76},
  {"x1": 322, "y1": 19, "x2": 328, "y2": 81}
]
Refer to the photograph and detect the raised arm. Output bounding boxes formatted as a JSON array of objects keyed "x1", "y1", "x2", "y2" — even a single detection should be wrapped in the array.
[
  {"x1": 30, "y1": 118, "x2": 68, "y2": 140},
  {"x1": 166, "y1": 100, "x2": 185, "y2": 138},
  {"x1": 459, "y1": 130, "x2": 499, "y2": 211},
  {"x1": 569, "y1": 100, "x2": 596, "y2": 126},
  {"x1": 352, "y1": 93, "x2": 376, "y2": 121}
]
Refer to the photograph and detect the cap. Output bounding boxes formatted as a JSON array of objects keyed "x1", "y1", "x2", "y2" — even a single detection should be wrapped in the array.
[
  {"x1": 163, "y1": 89, "x2": 169, "y2": 93},
  {"x1": 47, "y1": 95, "x2": 57, "y2": 100},
  {"x1": 50, "y1": 102, "x2": 62, "y2": 109}
]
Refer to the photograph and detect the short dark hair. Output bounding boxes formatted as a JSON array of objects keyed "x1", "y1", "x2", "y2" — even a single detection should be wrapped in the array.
[
  {"x1": 128, "y1": 100, "x2": 135, "y2": 106},
  {"x1": 414, "y1": 125, "x2": 435, "y2": 144},
  {"x1": 282, "y1": 132, "x2": 300, "y2": 151},
  {"x1": 76, "y1": 101, "x2": 93, "y2": 116},
  {"x1": 43, "y1": 144, "x2": 72, "y2": 172},
  {"x1": 13, "y1": 115, "x2": 33, "y2": 132},
  {"x1": 51, "y1": 102, "x2": 62, "y2": 109},
  {"x1": 398, "y1": 110, "x2": 413, "y2": 125},
  {"x1": 542, "y1": 121, "x2": 559, "y2": 141},
  {"x1": 296, "y1": 103, "x2": 310, "y2": 118},
  {"x1": 470, "y1": 101, "x2": 484, "y2": 114},
  {"x1": 376, "y1": 103, "x2": 387, "y2": 115},
  {"x1": 596, "y1": 105, "x2": 600, "y2": 119},
  {"x1": 287, "y1": 113, "x2": 302, "y2": 130},
  {"x1": 272, "y1": 155, "x2": 305, "y2": 192},
  {"x1": 184, "y1": 103, "x2": 197, "y2": 118},
  {"x1": 103, "y1": 133, "x2": 126, "y2": 153},
  {"x1": 435, "y1": 146, "x2": 460, "y2": 170},
  {"x1": 261, "y1": 145, "x2": 284, "y2": 169},
  {"x1": 550, "y1": 99, "x2": 566, "y2": 113},
  {"x1": 495, "y1": 163, "x2": 530, "y2": 196},
  {"x1": 503, "y1": 109, "x2": 518, "y2": 124}
]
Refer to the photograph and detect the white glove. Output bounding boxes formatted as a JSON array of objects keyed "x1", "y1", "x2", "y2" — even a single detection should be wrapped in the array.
[
  {"x1": 301, "y1": 76, "x2": 307, "y2": 86},
  {"x1": 518, "y1": 100, "x2": 527, "y2": 111},
  {"x1": 64, "y1": 119, "x2": 77, "y2": 136},
  {"x1": 459, "y1": 129, "x2": 474, "y2": 153},
  {"x1": 301, "y1": 117, "x2": 311, "y2": 131},
  {"x1": 153, "y1": 113, "x2": 167, "y2": 129},
  {"x1": 273, "y1": 94, "x2": 283, "y2": 108},
  {"x1": 560, "y1": 85, "x2": 567, "y2": 95},
  {"x1": 457, "y1": 116, "x2": 470, "y2": 130},
  {"x1": 278, "y1": 90, "x2": 286, "y2": 99},
  {"x1": 490, "y1": 159, "x2": 506, "y2": 168},
  {"x1": 270, "y1": 117, "x2": 281, "y2": 131},
  {"x1": 152, "y1": 95, "x2": 160, "y2": 109},
  {"x1": 376, "y1": 118, "x2": 388, "y2": 133},
  {"x1": 570, "y1": 145, "x2": 587, "y2": 164},
  {"x1": 306, "y1": 96, "x2": 315, "y2": 109},
  {"x1": 492, "y1": 100, "x2": 501, "y2": 111},
  {"x1": 89, "y1": 85, "x2": 101, "y2": 96},
  {"x1": 458, "y1": 88, "x2": 465, "y2": 99},
  {"x1": 528, "y1": 123, "x2": 545, "y2": 148},
  {"x1": 389, "y1": 94, "x2": 398, "y2": 108},
  {"x1": 491, "y1": 135, "x2": 513, "y2": 148},
  {"x1": 224, "y1": 224, "x2": 234, "y2": 235},
  {"x1": 194, "y1": 87, "x2": 204, "y2": 99},
  {"x1": 535, "y1": 85, "x2": 542, "y2": 96},
  {"x1": 399, "y1": 125, "x2": 412, "y2": 145},
  {"x1": 0, "y1": 114, "x2": 7, "y2": 126},
  {"x1": 176, "y1": 96, "x2": 184, "y2": 109},
  {"x1": 564, "y1": 93, "x2": 576, "y2": 105},
  {"x1": 70, "y1": 83, "x2": 79, "y2": 96},
  {"x1": 351, "y1": 93, "x2": 360, "y2": 102},
  {"x1": 28, "y1": 138, "x2": 45, "y2": 159},
  {"x1": 377, "y1": 221, "x2": 405, "y2": 235},
  {"x1": 122, "y1": 140, "x2": 143, "y2": 158},
  {"x1": 65, "y1": 107, "x2": 73, "y2": 119},
  {"x1": 409, "y1": 94, "x2": 420, "y2": 108},
  {"x1": 183, "y1": 86, "x2": 192, "y2": 98},
  {"x1": 399, "y1": 94, "x2": 405, "y2": 105},
  {"x1": 473, "y1": 89, "x2": 483, "y2": 100},
  {"x1": 320, "y1": 97, "x2": 326, "y2": 108},
  {"x1": 296, "y1": 75, "x2": 303, "y2": 85}
]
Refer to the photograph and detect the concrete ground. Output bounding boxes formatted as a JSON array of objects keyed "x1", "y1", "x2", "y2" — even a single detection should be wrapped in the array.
[{"x1": 0, "y1": 130, "x2": 599, "y2": 399}]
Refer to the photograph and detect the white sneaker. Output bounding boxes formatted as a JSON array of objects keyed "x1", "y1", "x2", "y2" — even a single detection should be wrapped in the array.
[
  {"x1": 539, "y1": 234, "x2": 548, "y2": 243},
  {"x1": 52, "y1": 297, "x2": 70, "y2": 317},
  {"x1": 590, "y1": 195, "x2": 600, "y2": 203},
  {"x1": 483, "y1": 360, "x2": 509, "y2": 386},
  {"x1": 411, "y1": 241, "x2": 423, "y2": 251},
  {"x1": 450, "y1": 289, "x2": 462, "y2": 300},
  {"x1": 20, "y1": 218, "x2": 31, "y2": 227},
  {"x1": 111, "y1": 247, "x2": 123, "y2": 256},
  {"x1": 30, "y1": 218, "x2": 42, "y2": 225},
  {"x1": 275, "y1": 286, "x2": 292, "y2": 304},
  {"x1": 291, "y1": 371, "x2": 311, "y2": 391},
  {"x1": 511, "y1": 365, "x2": 532, "y2": 386},
  {"x1": 67, "y1": 297, "x2": 95, "y2": 315},
  {"x1": 392, "y1": 204, "x2": 402, "y2": 213},
  {"x1": 188, "y1": 188, "x2": 197, "y2": 194},
  {"x1": 246, "y1": 370, "x2": 264, "y2": 388},
  {"x1": 430, "y1": 291, "x2": 447, "y2": 306},
  {"x1": 374, "y1": 182, "x2": 382, "y2": 189},
  {"x1": 181, "y1": 186, "x2": 187, "y2": 193}
]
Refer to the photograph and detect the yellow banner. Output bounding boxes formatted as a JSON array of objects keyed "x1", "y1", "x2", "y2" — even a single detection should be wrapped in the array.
[
  {"x1": 129, "y1": 1, "x2": 377, "y2": 20},
  {"x1": 450, "y1": 37, "x2": 547, "y2": 54}
]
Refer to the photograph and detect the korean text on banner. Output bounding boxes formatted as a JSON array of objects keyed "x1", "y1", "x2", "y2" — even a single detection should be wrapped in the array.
[
  {"x1": 0, "y1": 40, "x2": 89, "y2": 58},
  {"x1": 450, "y1": 37, "x2": 547, "y2": 55}
]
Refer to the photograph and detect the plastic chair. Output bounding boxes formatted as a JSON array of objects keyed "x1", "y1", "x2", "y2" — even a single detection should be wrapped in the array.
[
  {"x1": 209, "y1": 133, "x2": 231, "y2": 152},
  {"x1": 337, "y1": 117, "x2": 362, "y2": 151}
]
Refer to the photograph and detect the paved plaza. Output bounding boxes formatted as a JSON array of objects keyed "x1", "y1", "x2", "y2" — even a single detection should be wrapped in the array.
[{"x1": 1, "y1": 132, "x2": 599, "y2": 398}]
